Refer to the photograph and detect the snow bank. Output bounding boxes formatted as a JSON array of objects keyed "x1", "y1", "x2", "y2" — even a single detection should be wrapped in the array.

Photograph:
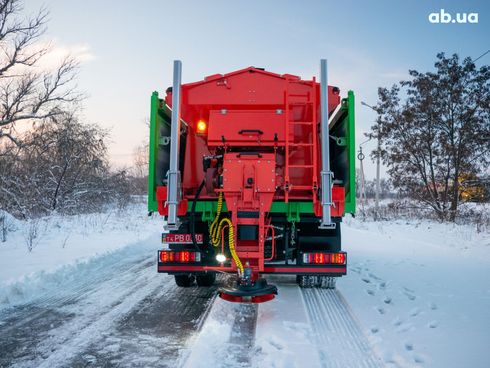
[{"x1": 0, "y1": 203, "x2": 162, "y2": 310}]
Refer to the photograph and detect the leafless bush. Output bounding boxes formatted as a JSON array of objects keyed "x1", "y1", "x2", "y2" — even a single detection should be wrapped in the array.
[
  {"x1": 0, "y1": 113, "x2": 132, "y2": 218},
  {"x1": 358, "y1": 199, "x2": 490, "y2": 232},
  {"x1": 0, "y1": 211, "x2": 16, "y2": 242},
  {"x1": 23, "y1": 219, "x2": 40, "y2": 252},
  {"x1": 1, "y1": 213, "x2": 7, "y2": 242}
]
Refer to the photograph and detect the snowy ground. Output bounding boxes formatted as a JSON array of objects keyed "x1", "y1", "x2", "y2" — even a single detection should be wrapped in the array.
[
  {"x1": 0, "y1": 203, "x2": 162, "y2": 309},
  {"x1": 0, "y1": 205, "x2": 488, "y2": 367},
  {"x1": 340, "y1": 217, "x2": 490, "y2": 368}
]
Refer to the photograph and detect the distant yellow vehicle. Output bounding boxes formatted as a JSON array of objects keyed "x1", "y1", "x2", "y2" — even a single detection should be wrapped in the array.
[{"x1": 459, "y1": 174, "x2": 487, "y2": 202}]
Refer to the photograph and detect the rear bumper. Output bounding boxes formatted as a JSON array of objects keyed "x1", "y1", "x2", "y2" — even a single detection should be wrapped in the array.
[{"x1": 157, "y1": 263, "x2": 346, "y2": 276}]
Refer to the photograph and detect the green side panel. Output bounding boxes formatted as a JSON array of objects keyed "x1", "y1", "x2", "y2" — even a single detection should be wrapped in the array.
[
  {"x1": 344, "y1": 91, "x2": 356, "y2": 214},
  {"x1": 148, "y1": 91, "x2": 160, "y2": 212},
  {"x1": 270, "y1": 202, "x2": 314, "y2": 222},
  {"x1": 193, "y1": 201, "x2": 314, "y2": 222}
]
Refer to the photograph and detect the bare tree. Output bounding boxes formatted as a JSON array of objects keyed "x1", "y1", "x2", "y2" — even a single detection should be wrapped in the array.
[
  {"x1": 373, "y1": 53, "x2": 490, "y2": 221},
  {"x1": 0, "y1": 0, "x2": 80, "y2": 148}
]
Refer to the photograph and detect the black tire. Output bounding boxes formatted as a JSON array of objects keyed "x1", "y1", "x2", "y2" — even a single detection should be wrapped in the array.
[
  {"x1": 196, "y1": 273, "x2": 216, "y2": 287},
  {"x1": 297, "y1": 275, "x2": 315, "y2": 288},
  {"x1": 174, "y1": 274, "x2": 195, "y2": 287},
  {"x1": 296, "y1": 275, "x2": 337, "y2": 289}
]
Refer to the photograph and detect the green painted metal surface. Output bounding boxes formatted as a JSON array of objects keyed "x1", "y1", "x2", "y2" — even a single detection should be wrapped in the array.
[
  {"x1": 345, "y1": 90, "x2": 356, "y2": 214},
  {"x1": 193, "y1": 201, "x2": 314, "y2": 222},
  {"x1": 148, "y1": 91, "x2": 160, "y2": 212}
]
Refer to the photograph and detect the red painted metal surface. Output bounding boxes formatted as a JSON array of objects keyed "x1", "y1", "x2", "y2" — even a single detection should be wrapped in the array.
[
  {"x1": 219, "y1": 292, "x2": 276, "y2": 304},
  {"x1": 222, "y1": 152, "x2": 276, "y2": 273},
  {"x1": 164, "y1": 67, "x2": 341, "y2": 199},
  {"x1": 156, "y1": 186, "x2": 188, "y2": 216},
  {"x1": 157, "y1": 264, "x2": 347, "y2": 275},
  {"x1": 157, "y1": 66, "x2": 346, "y2": 280}
]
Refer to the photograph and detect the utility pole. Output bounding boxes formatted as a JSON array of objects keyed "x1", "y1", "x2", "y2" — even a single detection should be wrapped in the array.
[
  {"x1": 375, "y1": 134, "x2": 381, "y2": 221},
  {"x1": 361, "y1": 101, "x2": 381, "y2": 221},
  {"x1": 358, "y1": 137, "x2": 371, "y2": 218}
]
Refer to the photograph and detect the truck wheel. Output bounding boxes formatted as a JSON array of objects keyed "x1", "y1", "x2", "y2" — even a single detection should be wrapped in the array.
[
  {"x1": 297, "y1": 275, "x2": 315, "y2": 288},
  {"x1": 196, "y1": 273, "x2": 216, "y2": 287},
  {"x1": 174, "y1": 274, "x2": 195, "y2": 287},
  {"x1": 319, "y1": 276, "x2": 337, "y2": 289}
]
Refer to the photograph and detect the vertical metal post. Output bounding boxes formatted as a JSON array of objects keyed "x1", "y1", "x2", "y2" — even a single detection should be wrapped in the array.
[
  {"x1": 375, "y1": 136, "x2": 381, "y2": 221},
  {"x1": 167, "y1": 60, "x2": 182, "y2": 229},
  {"x1": 319, "y1": 59, "x2": 334, "y2": 228}
]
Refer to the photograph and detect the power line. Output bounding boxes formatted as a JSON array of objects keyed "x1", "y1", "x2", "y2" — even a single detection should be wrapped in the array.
[{"x1": 473, "y1": 49, "x2": 490, "y2": 62}]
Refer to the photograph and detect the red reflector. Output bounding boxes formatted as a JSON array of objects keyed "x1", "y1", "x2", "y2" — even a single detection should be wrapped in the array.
[{"x1": 331, "y1": 253, "x2": 346, "y2": 264}]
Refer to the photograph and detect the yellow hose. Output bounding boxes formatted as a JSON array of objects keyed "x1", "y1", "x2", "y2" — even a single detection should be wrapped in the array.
[
  {"x1": 209, "y1": 192, "x2": 223, "y2": 246},
  {"x1": 208, "y1": 192, "x2": 243, "y2": 274},
  {"x1": 218, "y1": 218, "x2": 244, "y2": 274}
]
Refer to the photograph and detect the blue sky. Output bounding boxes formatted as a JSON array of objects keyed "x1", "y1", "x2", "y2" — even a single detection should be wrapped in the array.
[{"x1": 29, "y1": 0, "x2": 489, "y2": 178}]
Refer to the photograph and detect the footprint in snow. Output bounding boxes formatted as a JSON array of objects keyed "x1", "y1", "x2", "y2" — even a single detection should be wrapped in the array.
[
  {"x1": 403, "y1": 291, "x2": 416, "y2": 301},
  {"x1": 404, "y1": 342, "x2": 414, "y2": 351},
  {"x1": 409, "y1": 308, "x2": 421, "y2": 317},
  {"x1": 383, "y1": 296, "x2": 392, "y2": 304},
  {"x1": 377, "y1": 281, "x2": 387, "y2": 290},
  {"x1": 361, "y1": 278, "x2": 371, "y2": 284},
  {"x1": 396, "y1": 322, "x2": 413, "y2": 333},
  {"x1": 350, "y1": 266, "x2": 361, "y2": 274},
  {"x1": 392, "y1": 318, "x2": 403, "y2": 327},
  {"x1": 428, "y1": 320, "x2": 439, "y2": 328},
  {"x1": 376, "y1": 306, "x2": 386, "y2": 315},
  {"x1": 368, "y1": 272, "x2": 382, "y2": 281},
  {"x1": 366, "y1": 289, "x2": 375, "y2": 296},
  {"x1": 429, "y1": 302, "x2": 438, "y2": 310},
  {"x1": 413, "y1": 354, "x2": 425, "y2": 364},
  {"x1": 370, "y1": 326, "x2": 379, "y2": 334}
]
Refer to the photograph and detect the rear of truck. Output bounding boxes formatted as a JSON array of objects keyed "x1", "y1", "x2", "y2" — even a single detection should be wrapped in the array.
[{"x1": 148, "y1": 61, "x2": 355, "y2": 302}]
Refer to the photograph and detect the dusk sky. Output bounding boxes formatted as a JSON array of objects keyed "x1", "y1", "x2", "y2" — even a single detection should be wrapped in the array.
[{"x1": 29, "y1": 0, "x2": 489, "y2": 178}]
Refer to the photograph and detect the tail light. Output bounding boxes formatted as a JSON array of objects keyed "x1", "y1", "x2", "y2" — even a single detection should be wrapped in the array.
[
  {"x1": 159, "y1": 251, "x2": 201, "y2": 263},
  {"x1": 302, "y1": 252, "x2": 346, "y2": 265}
]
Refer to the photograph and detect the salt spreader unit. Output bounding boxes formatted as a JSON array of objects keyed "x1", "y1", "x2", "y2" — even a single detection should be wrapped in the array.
[{"x1": 148, "y1": 60, "x2": 355, "y2": 303}]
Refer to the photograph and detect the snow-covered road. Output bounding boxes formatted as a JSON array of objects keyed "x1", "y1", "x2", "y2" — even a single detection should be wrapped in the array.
[
  {"x1": 0, "y1": 239, "x2": 216, "y2": 368},
  {"x1": 181, "y1": 277, "x2": 383, "y2": 368},
  {"x1": 1, "y1": 207, "x2": 488, "y2": 367},
  {"x1": 0, "y1": 237, "x2": 383, "y2": 368}
]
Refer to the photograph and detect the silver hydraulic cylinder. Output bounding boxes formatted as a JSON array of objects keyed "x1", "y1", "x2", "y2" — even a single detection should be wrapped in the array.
[
  {"x1": 319, "y1": 59, "x2": 335, "y2": 229},
  {"x1": 166, "y1": 60, "x2": 182, "y2": 230}
]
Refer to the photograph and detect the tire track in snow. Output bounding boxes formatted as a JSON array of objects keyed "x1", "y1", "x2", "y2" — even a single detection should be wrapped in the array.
[
  {"x1": 179, "y1": 287, "x2": 259, "y2": 368},
  {"x1": 228, "y1": 303, "x2": 258, "y2": 366},
  {"x1": 301, "y1": 288, "x2": 384, "y2": 368},
  {"x1": 15, "y1": 255, "x2": 164, "y2": 368},
  {"x1": 0, "y1": 237, "x2": 159, "y2": 335}
]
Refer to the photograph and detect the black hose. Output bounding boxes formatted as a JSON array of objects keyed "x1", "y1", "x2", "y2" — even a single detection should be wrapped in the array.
[{"x1": 191, "y1": 179, "x2": 206, "y2": 252}]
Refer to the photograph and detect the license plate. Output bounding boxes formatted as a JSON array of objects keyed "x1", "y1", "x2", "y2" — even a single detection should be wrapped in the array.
[{"x1": 162, "y1": 233, "x2": 203, "y2": 244}]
